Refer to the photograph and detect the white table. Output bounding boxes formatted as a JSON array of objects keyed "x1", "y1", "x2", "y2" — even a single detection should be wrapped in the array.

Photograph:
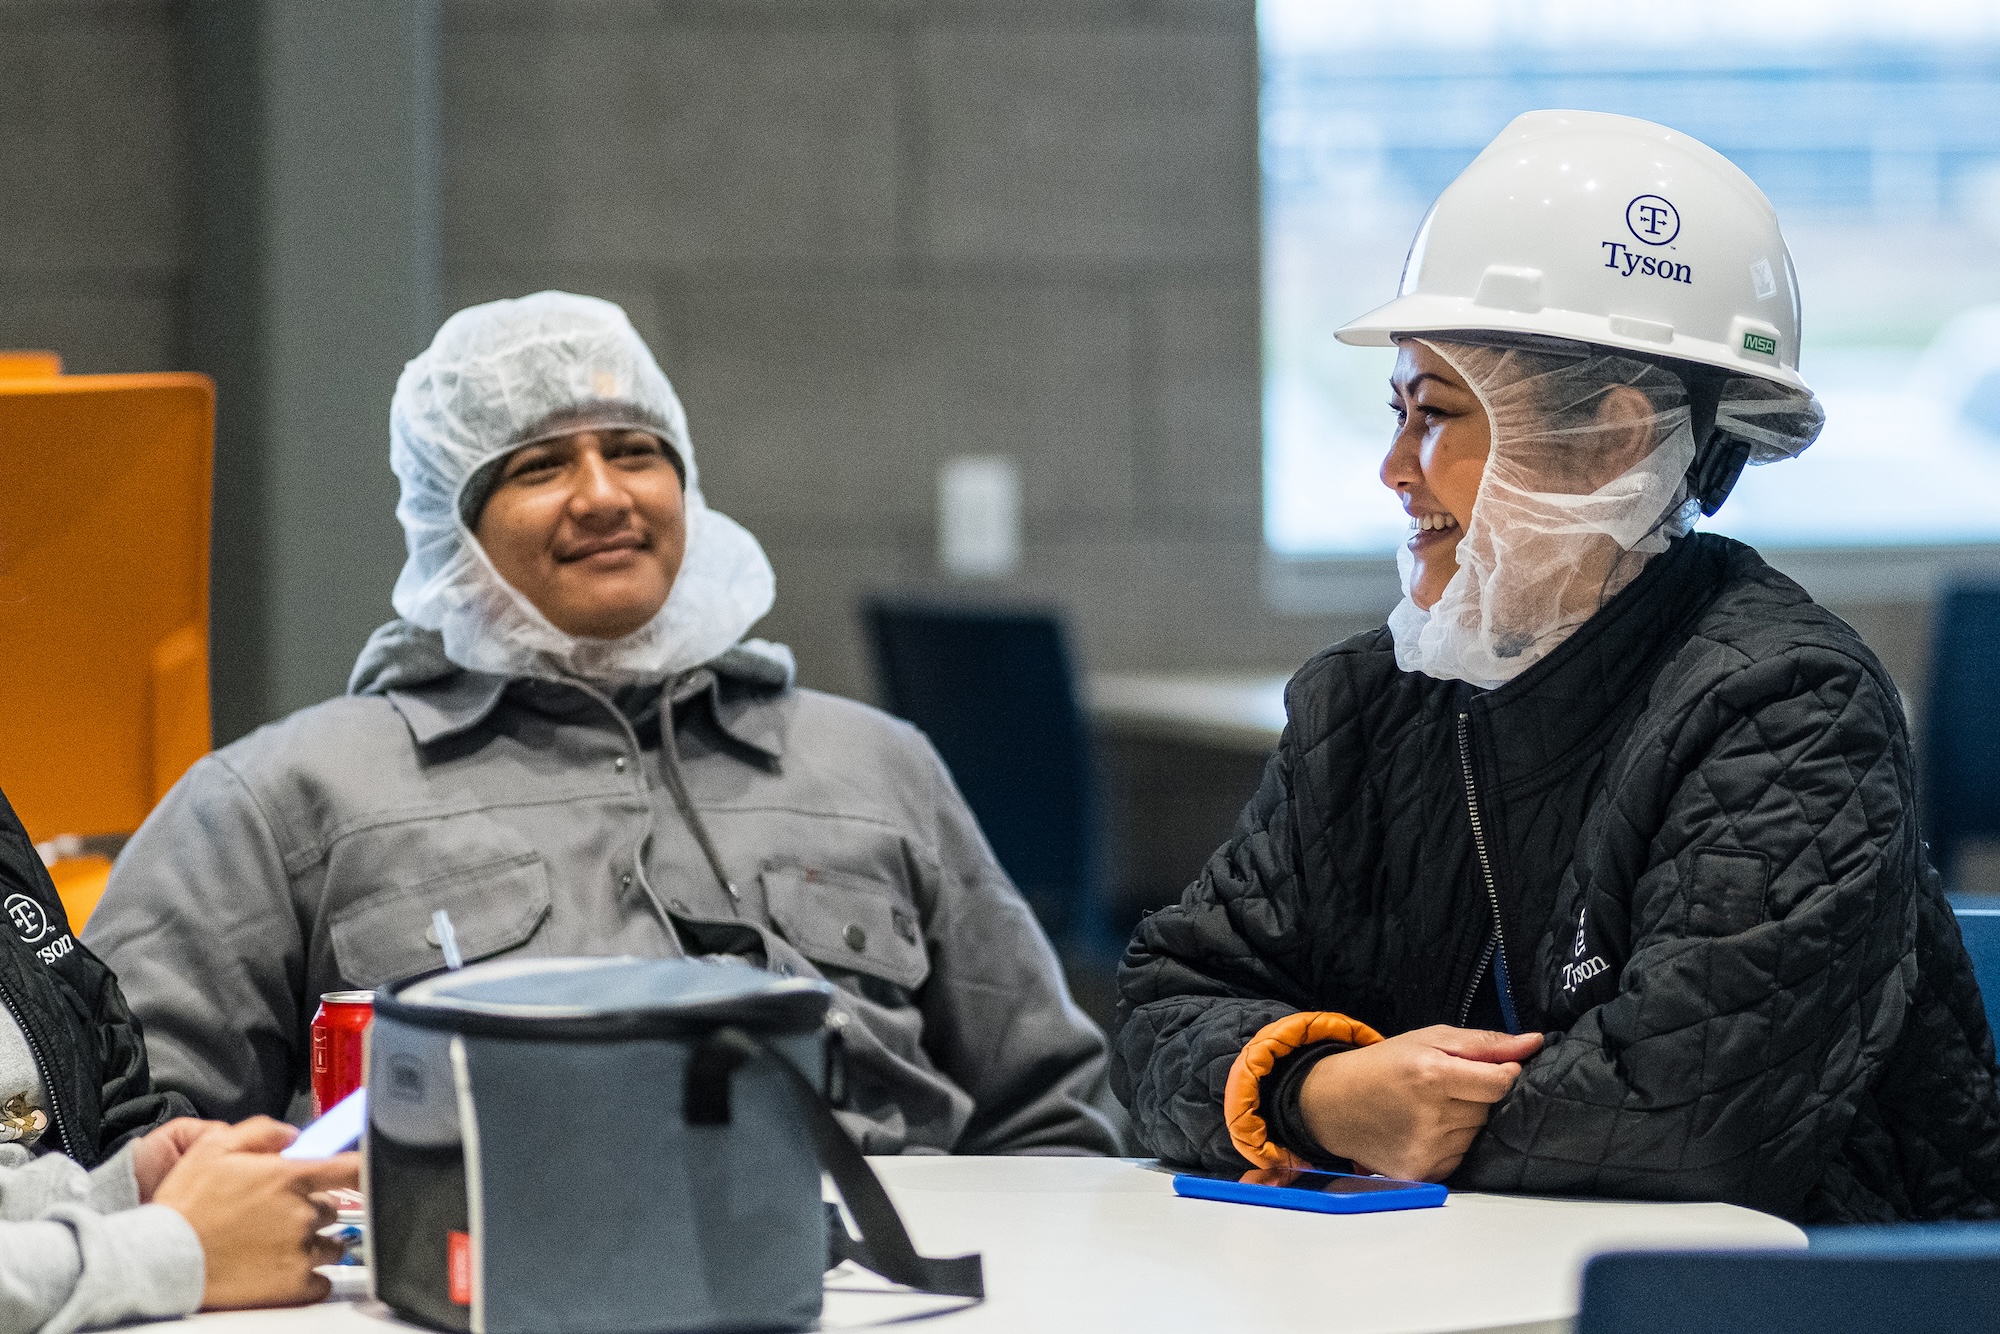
[
  {"x1": 178, "y1": 1157, "x2": 1803, "y2": 1334},
  {"x1": 1087, "y1": 672, "x2": 1290, "y2": 753}
]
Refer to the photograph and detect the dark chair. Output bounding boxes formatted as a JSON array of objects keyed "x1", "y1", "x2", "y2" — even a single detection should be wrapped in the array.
[
  {"x1": 861, "y1": 600, "x2": 1108, "y2": 956},
  {"x1": 1955, "y1": 908, "x2": 2000, "y2": 1042},
  {"x1": 1578, "y1": 1240, "x2": 2000, "y2": 1334},
  {"x1": 1923, "y1": 585, "x2": 2000, "y2": 892}
]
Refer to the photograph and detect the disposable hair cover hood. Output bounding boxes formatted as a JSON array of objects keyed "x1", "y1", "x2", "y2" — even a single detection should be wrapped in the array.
[
  {"x1": 389, "y1": 292, "x2": 776, "y2": 686},
  {"x1": 1388, "y1": 340, "x2": 1702, "y2": 689}
]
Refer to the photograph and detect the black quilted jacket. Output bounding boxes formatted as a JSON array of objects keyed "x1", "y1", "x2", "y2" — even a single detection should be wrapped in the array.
[
  {"x1": 0, "y1": 784, "x2": 188, "y2": 1165},
  {"x1": 1114, "y1": 533, "x2": 2000, "y2": 1223}
]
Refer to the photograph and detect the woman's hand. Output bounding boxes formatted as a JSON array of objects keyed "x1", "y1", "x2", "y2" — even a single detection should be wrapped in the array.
[
  {"x1": 131, "y1": 1118, "x2": 227, "y2": 1203},
  {"x1": 1297, "y1": 1026, "x2": 1544, "y2": 1182},
  {"x1": 152, "y1": 1117, "x2": 360, "y2": 1310}
]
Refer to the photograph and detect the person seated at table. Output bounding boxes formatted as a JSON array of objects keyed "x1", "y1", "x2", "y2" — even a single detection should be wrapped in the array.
[
  {"x1": 0, "y1": 785, "x2": 356, "y2": 1332},
  {"x1": 1113, "y1": 112, "x2": 2000, "y2": 1223},
  {"x1": 85, "y1": 291, "x2": 1121, "y2": 1158}
]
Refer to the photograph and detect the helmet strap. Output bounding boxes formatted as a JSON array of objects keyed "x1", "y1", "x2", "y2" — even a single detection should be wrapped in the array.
[
  {"x1": 1671, "y1": 361, "x2": 1740, "y2": 515},
  {"x1": 1689, "y1": 436, "x2": 1751, "y2": 516}
]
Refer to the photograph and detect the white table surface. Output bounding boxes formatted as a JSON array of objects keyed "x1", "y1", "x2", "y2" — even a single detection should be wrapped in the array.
[
  {"x1": 1087, "y1": 672, "x2": 1290, "y2": 752},
  {"x1": 178, "y1": 1157, "x2": 1803, "y2": 1334}
]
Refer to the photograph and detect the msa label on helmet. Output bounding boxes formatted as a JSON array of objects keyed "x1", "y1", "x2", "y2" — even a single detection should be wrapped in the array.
[
  {"x1": 1600, "y1": 241, "x2": 1693, "y2": 285},
  {"x1": 1742, "y1": 331, "x2": 1779, "y2": 357}
]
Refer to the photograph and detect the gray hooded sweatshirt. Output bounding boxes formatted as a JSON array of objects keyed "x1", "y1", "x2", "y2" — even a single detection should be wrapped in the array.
[
  {"x1": 0, "y1": 1013, "x2": 202, "y2": 1334},
  {"x1": 85, "y1": 624, "x2": 1124, "y2": 1155}
]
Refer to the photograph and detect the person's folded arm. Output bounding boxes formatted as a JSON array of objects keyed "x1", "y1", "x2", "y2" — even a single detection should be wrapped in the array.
[
  {"x1": 1454, "y1": 648, "x2": 1922, "y2": 1217},
  {"x1": 1113, "y1": 721, "x2": 1373, "y2": 1172},
  {"x1": 1262, "y1": 1042, "x2": 1360, "y2": 1170},
  {"x1": 0, "y1": 1207, "x2": 205, "y2": 1334},
  {"x1": 0, "y1": 1147, "x2": 104, "y2": 1225},
  {"x1": 0, "y1": 1149, "x2": 203, "y2": 1334},
  {"x1": 81, "y1": 1145, "x2": 139, "y2": 1216}
]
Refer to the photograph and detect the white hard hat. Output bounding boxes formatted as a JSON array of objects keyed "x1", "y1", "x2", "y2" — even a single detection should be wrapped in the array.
[{"x1": 1337, "y1": 109, "x2": 1812, "y2": 397}]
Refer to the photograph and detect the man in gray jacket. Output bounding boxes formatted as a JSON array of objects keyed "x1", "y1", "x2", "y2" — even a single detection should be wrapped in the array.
[{"x1": 86, "y1": 292, "x2": 1122, "y2": 1157}]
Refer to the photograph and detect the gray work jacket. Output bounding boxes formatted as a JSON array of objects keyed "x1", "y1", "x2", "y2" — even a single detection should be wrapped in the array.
[{"x1": 83, "y1": 623, "x2": 1123, "y2": 1156}]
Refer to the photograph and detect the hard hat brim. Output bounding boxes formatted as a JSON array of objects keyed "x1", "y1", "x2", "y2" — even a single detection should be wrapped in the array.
[{"x1": 1335, "y1": 294, "x2": 1813, "y2": 397}]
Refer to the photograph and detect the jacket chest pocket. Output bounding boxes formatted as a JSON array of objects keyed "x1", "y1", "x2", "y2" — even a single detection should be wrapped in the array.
[
  {"x1": 330, "y1": 853, "x2": 553, "y2": 989},
  {"x1": 761, "y1": 863, "x2": 929, "y2": 992}
]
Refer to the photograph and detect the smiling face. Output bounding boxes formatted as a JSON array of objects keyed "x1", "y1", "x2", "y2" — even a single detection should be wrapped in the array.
[
  {"x1": 1380, "y1": 342, "x2": 1493, "y2": 610},
  {"x1": 472, "y1": 426, "x2": 688, "y2": 640}
]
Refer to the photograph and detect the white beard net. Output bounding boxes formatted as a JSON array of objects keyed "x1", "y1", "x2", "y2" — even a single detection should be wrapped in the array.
[
  {"x1": 1387, "y1": 340, "x2": 1703, "y2": 690},
  {"x1": 389, "y1": 291, "x2": 776, "y2": 688}
]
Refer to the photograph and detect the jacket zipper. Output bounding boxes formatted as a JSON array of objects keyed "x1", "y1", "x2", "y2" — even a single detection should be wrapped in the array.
[
  {"x1": 0, "y1": 971, "x2": 73, "y2": 1161},
  {"x1": 1456, "y1": 712, "x2": 1518, "y2": 1032}
]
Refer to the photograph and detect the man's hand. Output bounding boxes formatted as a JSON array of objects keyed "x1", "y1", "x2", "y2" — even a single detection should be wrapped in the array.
[
  {"x1": 131, "y1": 1118, "x2": 227, "y2": 1203},
  {"x1": 1297, "y1": 1026, "x2": 1543, "y2": 1182},
  {"x1": 152, "y1": 1117, "x2": 361, "y2": 1310}
]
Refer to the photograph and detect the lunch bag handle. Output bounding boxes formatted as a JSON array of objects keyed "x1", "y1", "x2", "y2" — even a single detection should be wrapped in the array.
[{"x1": 684, "y1": 1026, "x2": 986, "y2": 1301}]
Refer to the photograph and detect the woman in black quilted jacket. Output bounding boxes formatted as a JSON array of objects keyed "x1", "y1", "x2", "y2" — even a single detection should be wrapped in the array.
[{"x1": 1113, "y1": 113, "x2": 2000, "y2": 1224}]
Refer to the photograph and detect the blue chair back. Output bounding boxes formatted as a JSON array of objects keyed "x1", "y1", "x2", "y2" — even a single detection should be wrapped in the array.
[
  {"x1": 1954, "y1": 907, "x2": 2000, "y2": 1043},
  {"x1": 1924, "y1": 584, "x2": 2000, "y2": 886},
  {"x1": 1579, "y1": 1247, "x2": 2000, "y2": 1334},
  {"x1": 862, "y1": 600, "x2": 1103, "y2": 952}
]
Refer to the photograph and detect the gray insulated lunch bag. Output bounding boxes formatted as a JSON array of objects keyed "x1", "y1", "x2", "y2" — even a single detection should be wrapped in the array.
[{"x1": 364, "y1": 956, "x2": 982, "y2": 1333}]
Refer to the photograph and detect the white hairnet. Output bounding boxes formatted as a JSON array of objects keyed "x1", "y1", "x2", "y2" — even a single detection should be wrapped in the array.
[
  {"x1": 389, "y1": 291, "x2": 775, "y2": 686},
  {"x1": 1714, "y1": 373, "x2": 1825, "y2": 465},
  {"x1": 1387, "y1": 340, "x2": 1702, "y2": 689}
]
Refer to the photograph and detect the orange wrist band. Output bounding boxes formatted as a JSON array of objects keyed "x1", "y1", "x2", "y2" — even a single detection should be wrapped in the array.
[{"x1": 1223, "y1": 1011, "x2": 1383, "y2": 1169}]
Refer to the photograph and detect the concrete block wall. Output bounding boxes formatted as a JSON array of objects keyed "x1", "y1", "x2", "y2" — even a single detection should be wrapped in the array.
[
  {"x1": 0, "y1": 0, "x2": 1944, "y2": 723},
  {"x1": 0, "y1": 1, "x2": 187, "y2": 374},
  {"x1": 443, "y1": 0, "x2": 1353, "y2": 700}
]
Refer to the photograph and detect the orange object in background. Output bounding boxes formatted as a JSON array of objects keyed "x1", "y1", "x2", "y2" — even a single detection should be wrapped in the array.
[
  {"x1": 0, "y1": 352, "x2": 64, "y2": 379},
  {"x1": 45, "y1": 856, "x2": 114, "y2": 930},
  {"x1": 0, "y1": 352, "x2": 214, "y2": 928}
]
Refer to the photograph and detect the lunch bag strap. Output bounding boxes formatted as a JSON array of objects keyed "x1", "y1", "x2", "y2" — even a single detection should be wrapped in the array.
[{"x1": 685, "y1": 1026, "x2": 985, "y2": 1301}]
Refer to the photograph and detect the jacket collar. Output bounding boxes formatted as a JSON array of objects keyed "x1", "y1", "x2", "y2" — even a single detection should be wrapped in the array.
[
  {"x1": 668, "y1": 668, "x2": 788, "y2": 761},
  {"x1": 386, "y1": 667, "x2": 789, "y2": 761},
  {"x1": 388, "y1": 671, "x2": 513, "y2": 747},
  {"x1": 1465, "y1": 533, "x2": 1734, "y2": 789}
]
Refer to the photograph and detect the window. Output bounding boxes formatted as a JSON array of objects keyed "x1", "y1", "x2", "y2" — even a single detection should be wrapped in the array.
[{"x1": 1262, "y1": 0, "x2": 2000, "y2": 573}]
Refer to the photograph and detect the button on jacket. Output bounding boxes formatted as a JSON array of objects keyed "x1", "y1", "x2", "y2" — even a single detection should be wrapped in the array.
[
  {"x1": 85, "y1": 623, "x2": 1123, "y2": 1157},
  {"x1": 1115, "y1": 534, "x2": 2000, "y2": 1223}
]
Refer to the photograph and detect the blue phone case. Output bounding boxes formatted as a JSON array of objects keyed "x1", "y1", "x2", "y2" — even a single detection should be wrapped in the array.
[{"x1": 1172, "y1": 1170, "x2": 1448, "y2": 1215}]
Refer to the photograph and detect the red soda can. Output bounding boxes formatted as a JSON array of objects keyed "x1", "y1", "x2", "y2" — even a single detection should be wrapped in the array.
[{"x1": 311, "y1": 990, "x2": 374, "y2": 1116}]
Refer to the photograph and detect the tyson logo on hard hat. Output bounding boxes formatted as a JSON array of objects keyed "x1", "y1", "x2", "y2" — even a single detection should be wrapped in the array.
[
  {"x1": 1625, "y1": 195, "x2": 1680, "y2": 245},
  {"x1": 1600, "y1": 243, "x2": 1693, "y2": 284},
  {"x1": 1600, "y1": 194, "x2": 1693, "y2": 285}
]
